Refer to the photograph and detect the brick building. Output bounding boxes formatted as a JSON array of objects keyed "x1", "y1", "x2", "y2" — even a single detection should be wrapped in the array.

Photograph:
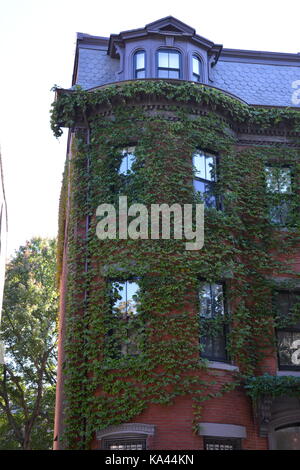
[{"x1": 53, "y1": 17, "x2": 300, "y2": 450}]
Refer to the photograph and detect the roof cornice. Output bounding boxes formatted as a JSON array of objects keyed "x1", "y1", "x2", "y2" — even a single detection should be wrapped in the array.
[{"x1": 220, "y1": 48, "x2": 300, "y2": 66}]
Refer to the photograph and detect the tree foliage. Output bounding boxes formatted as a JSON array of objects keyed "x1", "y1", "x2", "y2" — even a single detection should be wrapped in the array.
[{"x1": 0, "y1": 238, "x2": 58, "y2": 449}]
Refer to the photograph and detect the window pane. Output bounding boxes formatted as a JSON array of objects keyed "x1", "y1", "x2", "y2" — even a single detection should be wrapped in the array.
[
  {"x1": 158, "y1": 69, "x2": 169, "y2": 78},
  {"x1": 212, "y1": 283, "x2": 225, "y2": 316},
  {"x1": 275, "y1": 291, "x2": 300, "y2": 323},
  {"x1": 274, "y1": 426, "x2": 300, "y2": 450},
  {"x1": 135, "y1": 51, "x2": 145, "y2": 70},
  {"x1": 158, "y1": 51, "x2": 169, "y2": 67},
  {"x1": 169, "y1": 52, "x2": 179, "y2": 69},
  {"x1": 136, "y1": 70, "x2": 145, "y2": 78},
  {"x1": 104, "y1": 439, "x2": 146, "y2": 450},
  {"x1": 112, "y1": 280, "x2": 140, "y2": 317},
  {"x1": 278, "y1": 331, "x2": 300, "y2": 367},
  {"x1": 205, "y1": 155, "x2": 216, "y2": 182},
  {"x1": 119, "y1": 148, "x2": 136, "y2": 174},
  {"x1": 199, "y1": 283, "x2": 224, "y2": 318},
  {"x1": 199, "y1": 283, "x2": 212, "y2": 317},
  {"x1": 204, "y1": 437, "x2": 240, "y2": 450},
  {"x1": 193, "y1": 152, "x2": 216, "y2": 181},
  {"x1": 193, "y1": 180, "x2": 217, "y2": 208},
  {"x1": 193, "y1": 56, "x2": 200, "y2": 75},
  {"x1": 193, "y1": 152, "x2": 206, "y2": 179},
  {"x1": 266, "y1": 167, "x2": 291, "y2": 193},
  {"x1": 168, "y1": 70, "x2": 179, "y2": 79}
]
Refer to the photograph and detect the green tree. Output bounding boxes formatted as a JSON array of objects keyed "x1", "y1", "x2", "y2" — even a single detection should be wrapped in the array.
[{"x1": 0, "y1": 238, "x2": 58, "y2": 449}]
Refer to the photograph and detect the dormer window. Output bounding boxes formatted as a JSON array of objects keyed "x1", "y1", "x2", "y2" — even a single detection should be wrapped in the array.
[
  {"x1": 134, "y1": 51, "x2": 146, "y2": 79},
  {"x1": 157, "y1": 49, "x2": 181, "y2": 79},
  {"x1": 192, "y1": 55, "x2": 202, "y2": 82}
]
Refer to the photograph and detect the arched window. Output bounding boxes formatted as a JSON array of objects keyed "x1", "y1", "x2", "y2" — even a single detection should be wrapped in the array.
[
  {"x1": 192, "y1": 55, "x2": 202, "y2": 82},
  {"x1": 134, "y1": 51, "x2": 146, "y2": 78},
  {"x1": 157, "y1": 49, "x2": 181, "y2": 79}
]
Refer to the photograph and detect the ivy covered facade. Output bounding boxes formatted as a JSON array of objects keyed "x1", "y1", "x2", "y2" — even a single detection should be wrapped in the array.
[{"x1": 52, "y1": 17, "x2": 300, "y2": 450}]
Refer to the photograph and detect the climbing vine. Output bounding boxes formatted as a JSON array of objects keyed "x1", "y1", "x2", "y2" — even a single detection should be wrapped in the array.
[{"x1": 52, "y1": 80, "x2": 300, "y2": 449}]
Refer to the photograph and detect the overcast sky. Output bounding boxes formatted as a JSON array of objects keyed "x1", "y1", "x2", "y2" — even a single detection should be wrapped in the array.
[{"x1": 0, "y1": 0, "x2": 299, "y2": 257}]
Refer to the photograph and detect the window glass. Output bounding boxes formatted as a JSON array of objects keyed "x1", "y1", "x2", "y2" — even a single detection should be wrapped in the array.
[
  {"x1": 192, "y1": 56, "x2": 201, "y2": 82},
  {"x1": 277, "y1": 331, "x2": 300, "y2": 368},
  {"x1": 204, "y1": 437, "x2": 241, "y2": 450},
  {"x1": 112, "y1": 280, "x2": 140, "y2": 318},
  {"x1": 103, "y1": 438, "x2": 146, "y2": 450},
  {"x1": 265, "y1": 167, "x2": 291, "y2": 193},
  {"x1": 199, "y1": 282, "x2": 228, "y2": 362},
  {"x1": 169, "y1": 52, "x2": 179, "y2": 69},
  {"x1": 118, "y1": 147, "x2": 136, "y2": 175},
  {"x1": 193, "y1": 152, "x2": 216, "y2": 182},
  {"x1": 275, "y1": 291, "x2": 300, "y2": 369},
  {"x1": 108, "y1": 279, "x2": 142, "y2": 357},
  {"x1": 274, "y1": 426, "x2": 300, "y2": 450},
  {"x1": 199, "y1": 283, "x2": 224, "y2": 318},
  {"x1": 136, "y1": 70, "x2": 145, "y2": 78},
  {"x1": 169, "y1": 70, "x2": 180, "y2": 79},
  {"x1": 135, "y1": 52, "x2": 145, "y2": 70},
  {"x1": 158, "y1": 51, "x2": 169, "y2": 68},
  {"x1": 193, "y1": 151, "x2": 218, "y2": 208},
  {"x1": 134, "y1": 51, "x2": 146, "y2": 79},
  {"x1": 265, "y1": 166, "x2": 292, "y2": 225},
  {"x1": 157, "y1": 50, "x2": 181, "y2": 79}
]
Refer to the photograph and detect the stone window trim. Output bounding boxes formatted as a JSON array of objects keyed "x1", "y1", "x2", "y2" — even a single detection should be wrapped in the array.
[
  {"x1": 96, "y1": 423, "x2": 155, "y2": 441},
  {"x1": 198, "y1": 423, "x2": 247, "y2": 439},
  {"x1": 276, "y1": 370, "x2": 300, "y2": 377},
  {"x1": 207, "y1": 361, "x2": 239, "y2": 371}
]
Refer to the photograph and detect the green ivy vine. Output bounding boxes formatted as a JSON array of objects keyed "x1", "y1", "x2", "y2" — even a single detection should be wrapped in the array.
[{"x1": 52, "y1": 80, "x2": 300, "y2": 449}]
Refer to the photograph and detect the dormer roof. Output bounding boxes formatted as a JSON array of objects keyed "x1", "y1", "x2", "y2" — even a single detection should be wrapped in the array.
[{"x1": 107, "y1": 16, "x2": 222, "y2": 60}]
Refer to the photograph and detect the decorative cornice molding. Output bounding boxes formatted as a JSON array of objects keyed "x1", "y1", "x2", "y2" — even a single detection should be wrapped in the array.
[{"x1": 220, "y1": 48, "x2": 300, "y2": 66}]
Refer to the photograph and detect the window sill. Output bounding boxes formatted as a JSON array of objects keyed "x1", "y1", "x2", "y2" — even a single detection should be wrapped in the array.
[
  {"x1": 276, "y1": 370, "x2": 300, "y2": 377},
  {"x1": 207, "y1": 361, "x2": 239, "y2": 371}
]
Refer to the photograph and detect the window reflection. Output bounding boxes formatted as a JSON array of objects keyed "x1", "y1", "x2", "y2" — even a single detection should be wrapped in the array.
[
  {"x1": 157, "y1": 50, "x2": 181, "y2": 79},
  {"x1": 118, "y1": 147, "x2": 136, "y2": 175}
]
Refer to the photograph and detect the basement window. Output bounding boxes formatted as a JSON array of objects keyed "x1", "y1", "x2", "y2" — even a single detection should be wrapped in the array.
[
  {"x1": 204, "y1": 437, "x2": 241, "y2": 450},
  {"x1": 102, "y1": 437, "x2": 146, "y2": 450}
]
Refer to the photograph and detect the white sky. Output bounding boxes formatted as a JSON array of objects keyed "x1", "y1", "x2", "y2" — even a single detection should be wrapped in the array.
[{"x1": 0, "y1": 0, "x2": 299, "y2": 257}]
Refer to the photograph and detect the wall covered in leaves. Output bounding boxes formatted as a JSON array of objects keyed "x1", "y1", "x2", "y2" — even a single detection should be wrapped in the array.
[{"x1": 51, "y1": 80, "x2": 300, "y2": 449}]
